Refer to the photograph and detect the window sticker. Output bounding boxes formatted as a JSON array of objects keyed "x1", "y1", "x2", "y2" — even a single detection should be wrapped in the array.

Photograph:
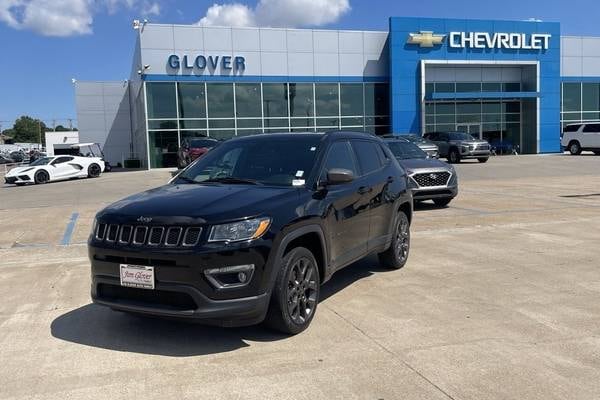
[
  {"x1": 295, "y1": 170, "x2": 304, "y2": 178},
  {"x1": 310, "y1": 147, "x2": 316, "y2": 151}
]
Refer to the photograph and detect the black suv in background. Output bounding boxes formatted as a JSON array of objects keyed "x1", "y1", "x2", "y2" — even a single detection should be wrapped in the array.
[
  {"x1": 424, "y1": 131, "x2": 491, "y2": 163},
  {"x1": 89, "y1": 132, "x2": 413, "y2": 334}
]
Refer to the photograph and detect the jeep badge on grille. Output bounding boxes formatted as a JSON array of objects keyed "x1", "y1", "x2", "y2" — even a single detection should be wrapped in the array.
[{"x1": 137, "y1": 216, "x2": 153, "y2": 223}]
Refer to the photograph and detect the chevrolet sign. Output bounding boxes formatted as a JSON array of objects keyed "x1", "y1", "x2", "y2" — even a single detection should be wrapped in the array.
[
  {"x1": 449, "y1": 32, "x2": 551, "y2": 50},
  {"x1": 407, "y1": 31, "x2": 446, "y2": 47}
]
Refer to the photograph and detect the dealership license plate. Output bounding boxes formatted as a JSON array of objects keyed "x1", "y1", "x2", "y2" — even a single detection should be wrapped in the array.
[{"x1": 120, "y1": 264, "x2": 155, "y2": 290}]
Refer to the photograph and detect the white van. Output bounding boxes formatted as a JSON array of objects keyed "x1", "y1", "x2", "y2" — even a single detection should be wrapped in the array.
[{"x1": 561, "y1": 122, "x2": 600, "y2": 155}]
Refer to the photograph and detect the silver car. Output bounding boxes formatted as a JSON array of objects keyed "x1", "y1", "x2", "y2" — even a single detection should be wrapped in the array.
[
  {"x1": 423, "y1": 131, "x2": 491, "y2": 163},
  {"x1": 384, "y1": 138, "x2": 458, "y2": 207},
  {"x1": 401, "y1": 134, "x2": 440, "y2": 158}
]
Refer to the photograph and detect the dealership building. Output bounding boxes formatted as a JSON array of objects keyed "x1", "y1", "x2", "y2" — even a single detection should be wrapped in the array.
[{"x1": 75, "y1": 17, "x2": 600, "y2": 168}]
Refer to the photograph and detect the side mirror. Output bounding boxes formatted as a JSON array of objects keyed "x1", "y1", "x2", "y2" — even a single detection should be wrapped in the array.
[{"x1": 326, "y1": 168, "x2": 354, "y2": 185}]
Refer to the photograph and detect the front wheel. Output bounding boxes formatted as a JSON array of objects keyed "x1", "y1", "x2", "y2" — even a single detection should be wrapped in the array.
[
  {"x1": 569, "y1": 141, "x2": 582, "y2": 155},
  {"x1": 378, "y1": 211, "x2": 410, "y2": 270},
  {"x1": 448, "y1": 149, "x2": 460, "y2": 164},
  {"x1": 88, "y1": 163, "x2": 101, "y2": 178},
  {"x1": 34, "y1": 170, "x2": 49, "y2": 184},
  {"x1": 478, "y1": 157, "x2": 489, "y2": 163},
  {"x1": 265, "y1": 247, "x2": 320, "y2": 335}
]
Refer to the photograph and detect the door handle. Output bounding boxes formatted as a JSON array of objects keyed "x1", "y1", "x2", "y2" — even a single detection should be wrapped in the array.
[{"x1": 357, "y1": 186, "x2": 372, "y2": 195}]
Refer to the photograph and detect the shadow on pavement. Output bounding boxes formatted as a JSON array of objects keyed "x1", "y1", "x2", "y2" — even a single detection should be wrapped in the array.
[{"x1": 51, "y1": 255, "x2": 391, "y2": 356}]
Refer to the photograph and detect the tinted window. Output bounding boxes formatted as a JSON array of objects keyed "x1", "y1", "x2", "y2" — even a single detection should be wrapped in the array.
[
  {"x1": 583, "y1": 124, "x2": 600, "y2": 132},
  {"x1": 563, "y1": 124, "x2": 581, "y2": 133},
  {"x1": 320, "y1": 141, "x2": 357, "y2": 181},
  {"x1": 352, "y1": 141, "x2": 382, "y2": 175},
  {"x1": 52, "y1": 157, "x2": 73, "y2": 165},
  {"x1": 386, "y1": 141, "x2": 428, "y2": 160}
]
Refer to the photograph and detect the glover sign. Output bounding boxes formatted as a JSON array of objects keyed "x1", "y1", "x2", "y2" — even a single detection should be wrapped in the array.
[{"x1": 449, "y1": 32, "x2": 551, "y2": 50}]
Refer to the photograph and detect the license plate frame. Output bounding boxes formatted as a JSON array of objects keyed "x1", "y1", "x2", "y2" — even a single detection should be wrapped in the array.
[{"x1": 119, "y1": 264, "x2": 155, "y2": 290}]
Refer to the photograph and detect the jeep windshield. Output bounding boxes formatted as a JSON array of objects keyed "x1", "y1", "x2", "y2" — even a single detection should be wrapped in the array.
[
  {"x1": 386, "y1": 141, "x2": 428, "y2": 160},
  {"x1": 176, "y1": 135, "x2": 322, "y2": 187}
]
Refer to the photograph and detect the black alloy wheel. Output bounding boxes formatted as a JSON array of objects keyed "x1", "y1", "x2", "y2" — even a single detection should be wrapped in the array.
[
  {"x1": 88, "y1": 163, "x2": 101, "y2": 178},
  {"x1": 378, "y1": 211, "x2": 410, "y2": 270},
  {"x1": 34, "y1": 170, "x2": 49, "y2": 184},
  {"x1": 265, "y1": 247, "x2": 320, "y2": 334}
]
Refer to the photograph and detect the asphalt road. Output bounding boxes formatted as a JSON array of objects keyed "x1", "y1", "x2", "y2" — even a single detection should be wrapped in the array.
[{"x1": 1, "y1": 154, "x2": 600, "y2": 399}]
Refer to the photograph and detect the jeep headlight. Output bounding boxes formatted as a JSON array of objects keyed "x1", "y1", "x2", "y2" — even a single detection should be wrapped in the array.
[{"x1": 209, "y1": 217, "x2": 271, "y2": 243}]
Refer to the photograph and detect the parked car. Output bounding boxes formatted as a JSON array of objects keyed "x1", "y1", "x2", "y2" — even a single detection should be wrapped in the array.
[
  {"x1": 384, "y1": 137, "x2": 457, "y2": 207},
  {"x1": 423, "y1": 131, "x2": 491, "y2": 163},
  {"x1": 53, "y1": 143, "x2": 112, "y2": 171},
  {"x1": 561, "y1": 122, "x2": 600, "y2": 155},
  {"x1": 177, "y1": 138, "x2": 219, "y2": 168},
  {"x1": 4, "y1": 155, "x2": 105, "y2": 186},
  {"x1": 9, "y1": 151, "x2": 25, "y2": 163},
  {"x1": 0, "y1": 154, "x2": 14, "y2": 164},
  {"x1": 89, "y1": 131, "x2": 413, "y2": 334},
  {"x1": 398, "y1": 133, "x2": 439, "y2": 158}
]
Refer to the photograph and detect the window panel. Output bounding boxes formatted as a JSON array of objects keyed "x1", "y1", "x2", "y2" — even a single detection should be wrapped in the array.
[
  {"x1": 289, "y1": 83, "x2": 314, "y2": 118},
  {"x1": 148, "y1": 120, "x2": 178, "y2": 130},
  {"x1": 436, "y1": 102, "x2": 455, "y2": 114},
  {"x1": 456, "y1": 102, "x2": 481, "y2": 114},
  {"x1": 562, "y1": 83, "x2": 581, "y2": 112},
  {"x1": 147, "y1": 82, "x2": 177, "y2": 119},
  {"x1": 206, "y1": 83, "x2": 234, "y2": 118},
  {"x1": 482, "y1": 102, "x2": 502, "y2": 113},
  {"x1": 236, "y1": 119, "x2": 262, "y2": 129},
  {"x1": 436, "y1": 115, "x2": 455, "y2": 124},
  {"x1": 364, "y1": 83, "x2": 389, "y2": 116},
  {"x1": 180, "y1": 130, "x2": 208, "y2": 142},
  {"x1": 482, "y1": 83, "x2": 502, "y2": 92},
  {"x1": 342, "y1": 117, "x2": 363, "y2": 126},
  {"x1": 456, "y1": 82, "x2": 481, "y2": 92},
  {"x1": 208, "y1": 119, "x2": 235, "y2": 129},
  {"x1": 583, "y1": 112, "x2": 600, "y2": 120},
  {"x1": 340, "y1": 84, "x2": 364, "y2": 116},
  {"x1": 435, "y1": 82, "x2": 455, "y2": 93},
  {"x1": 503, "y1": 82, "x2": 521, "y2": 92},
  {"x1": 208, "y1": 130, "x2": 235, "y2": 140},
  {"x1": 316, "y1": 117, "x2": 340, "y2": 127},
  {"x1": 582, "y1": 83, "x2": 600, "y2": 112},
  {"x1": 262, "y1": 83, "x2": 289, "y2": 118},
  {"x1": 264, "y1": 118, "x2": 289, "y2": 128},
  {"x1": 291, "y1": 118, "x2": 314, "y2": 128},
  {"x1": 315, "y1": 83, "x2": 339, "y2": 117},
  {"x1": 235, "y1": 83, "x2": 262, "y2": 118},
  {"x1": 179, "y1": 120, "x2": 207, "y2": 129},
  {"x1": 178, "y1": 83, "x2": 206, "y2": 118}
]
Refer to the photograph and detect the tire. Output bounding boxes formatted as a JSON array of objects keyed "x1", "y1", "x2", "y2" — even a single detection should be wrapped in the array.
[
  {"x1": 265, "y1": 247, "x2": 320, "y2": 335},
  {"x1": 433, "y1": 197, "x2": 453, "y2": 207},
  {"x1": 88, "y1": 163, "x2": 101, "y2": 178},
  {"x1": 568, "y1": 141, "x2": 582, "y2": 155},
  {"x1": 378, "y1": 211, "x2": 410, "y2": 270},
  {"x1": 448, "y1": 149, "x2": 460, "y2": 164},
  {"x1": 34, "y1": 170, "x2": 49, "y2": 184},
  {"x1": 477, "y1": 157, "x2": 489, "y2": 163}
]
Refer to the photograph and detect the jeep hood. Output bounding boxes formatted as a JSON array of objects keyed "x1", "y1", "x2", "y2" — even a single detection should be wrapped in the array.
[{"x1": 98, "y1": 183, "x2": 299, "y2": 223}]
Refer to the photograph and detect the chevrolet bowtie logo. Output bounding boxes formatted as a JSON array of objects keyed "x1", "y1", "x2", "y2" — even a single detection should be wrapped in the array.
[{"x1": 407, "y1": 31, "x2": 446, "y2": 48}]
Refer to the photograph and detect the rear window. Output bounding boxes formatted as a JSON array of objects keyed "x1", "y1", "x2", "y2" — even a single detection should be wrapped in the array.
[
  {"x1": 564, "y1": 124, "x2": 582, "y2": 133},
  {"x1": 583, "y1": 124, "x2": 600, "y2": 133}
]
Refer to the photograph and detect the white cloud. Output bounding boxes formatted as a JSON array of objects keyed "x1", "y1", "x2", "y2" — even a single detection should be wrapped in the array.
[
  {"x1": 0, "y1": 0, "x2": 161, "y2": 37},
  {"x1": 198, "y1": 0, "x2": 350, "y2": 28}
]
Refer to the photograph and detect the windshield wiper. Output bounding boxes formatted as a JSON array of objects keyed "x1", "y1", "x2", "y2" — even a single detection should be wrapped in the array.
[
  {"x1": 176, "y1": 175, "x2": 199, "y2": 184},
  {"x1": 203, "y1": 176, "x2": 263, "y2": 185}
]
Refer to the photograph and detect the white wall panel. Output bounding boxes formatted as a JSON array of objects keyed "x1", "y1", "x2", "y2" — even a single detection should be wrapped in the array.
[
  {"x1": 260, "y1": 52, "x2": 288, "y2": 76},
  {"x1": 287, "y1": 30, "x2": 313, "y2": 52},
  {"x1": 562, "y1": 56, "x2": 583, "y2": 76},
  {"x1": 339, "y1": 31, "x2": 363, "y2": 53},
  {"x1": 339, "y1": 53, "x2": 366, "y2": 76},
  {"x1": 582, "y1": 57, "x2": 600, "y2": 76},
  {"x1": 140, "y1": 25, "x2": 174, "y2": 50},
  {"x1": 232, "y1": 28, "x2": 260, "y2": 51},
  {"x1": 174, "y1": 26, "x2": 204, "y2": 51},
  {"x1": 313, "y1": 30, "x2": 338, "y2": 53},
  {"x1": 260, "y1": 29, "x2": 287, "y2": 52},
  {"x1": 288, "y1": 52, "x2": 314, "y2": 76},
  {"x1": 203, "y1": 27, "x2": 232, "y2": 51},
  {"x1": 313, "y1": 53, "x2": 339, "y2": 76}
]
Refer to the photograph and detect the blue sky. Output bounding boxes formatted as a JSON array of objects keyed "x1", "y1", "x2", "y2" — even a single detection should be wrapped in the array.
[{"x1": 0, "y1": 0, "x2": 598, "y2": 130}]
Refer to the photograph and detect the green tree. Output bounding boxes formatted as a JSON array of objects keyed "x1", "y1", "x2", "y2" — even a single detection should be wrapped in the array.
[
  {"x1": 12, "y1": 116, "x2": 47, "y2": 144},
  {"x1": 55, "y1": 125, "x2": 70, "y2": 132}
]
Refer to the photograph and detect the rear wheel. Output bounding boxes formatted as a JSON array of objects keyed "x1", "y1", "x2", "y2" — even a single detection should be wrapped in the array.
[
  {"x1": 433, "y1": 197, "x2": 453, "y2": 207},
  {"x1": 378, "y1": 211, "x2": 410, "y2": 270},
  {"x1": 478, "y1": 157, "x2": 489, "y2": 163},
  {"x1": 34, "y1": 170, "x2": 49, "y2": 184},
  {"x1": 88, "y1": 163, "x2": 101, "y2": 178},
  {"x1": 265, "y1": 247, "x2": 320, "y2": 335},
  {"x1": 448, "y1": 149, "x2": 460, "y2": 164},
  {"x1": 568, "y1": 141, "x2": 582, "y2": 155}
]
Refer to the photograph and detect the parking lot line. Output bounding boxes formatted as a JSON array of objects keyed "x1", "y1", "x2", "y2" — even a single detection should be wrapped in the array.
[{"x1": 60, "y1": 212, "x2": 79, "y2": 246}]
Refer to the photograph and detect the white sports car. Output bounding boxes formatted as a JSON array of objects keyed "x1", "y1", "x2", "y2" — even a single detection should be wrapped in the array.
[{"x1": 4, "y1": 155, "x2": 105, "y2": 186}]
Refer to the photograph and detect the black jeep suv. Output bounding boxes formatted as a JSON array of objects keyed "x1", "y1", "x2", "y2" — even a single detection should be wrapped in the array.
[{"x1": 89, "y1": 131, "x2": 412, "y2": 334}]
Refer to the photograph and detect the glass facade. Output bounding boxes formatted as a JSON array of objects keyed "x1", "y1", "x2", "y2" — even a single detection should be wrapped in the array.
[
  {"x1": 425, "y1": 100, "x2": 522, "y2": 150},
  {"x1": 561, "y1": 82, "x2": 600, "y2": 130},
  {"x1": 145, "y1": 81, "x2": 389, "y2": 167}
]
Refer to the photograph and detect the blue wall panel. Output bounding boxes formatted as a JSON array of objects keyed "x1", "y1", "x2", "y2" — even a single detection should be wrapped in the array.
[{"x1": 389, "y1": 17, "x2": 561, "y2": 153}]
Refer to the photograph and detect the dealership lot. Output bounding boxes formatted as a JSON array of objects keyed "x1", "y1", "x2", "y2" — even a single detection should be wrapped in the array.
[{"x1": 1, "y1": 155, "x2": 600, "y2": 400}]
